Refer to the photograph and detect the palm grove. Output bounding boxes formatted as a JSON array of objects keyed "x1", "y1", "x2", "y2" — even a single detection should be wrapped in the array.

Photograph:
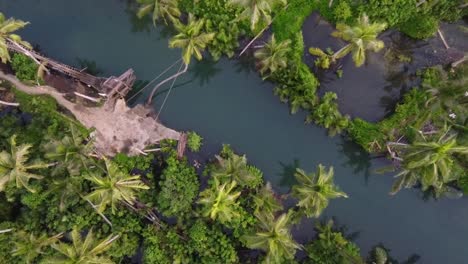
[{"x1": 0, "y1": 0, "x2": 467, "y2": 263}]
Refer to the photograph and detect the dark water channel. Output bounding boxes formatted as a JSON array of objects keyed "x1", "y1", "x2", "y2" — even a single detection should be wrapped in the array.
[{"x1": 2, "y1": 1, "x2": 468, "y2": 263}]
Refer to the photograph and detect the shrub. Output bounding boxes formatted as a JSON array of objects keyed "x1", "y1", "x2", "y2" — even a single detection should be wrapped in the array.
[
  {"x1": 333, "y1": 1, "x2": 352, "y2": 22},
  {"x1": 399, "y1": 15, "x2": 438, "y2": 39},
  {"x1": 157, "y1": 155, "x2": 200, "y2": 219},
  {"x1": 10, "y1": 53, "x2": 38, "y2": 81},
  {"x1": 187, "y1": 131, "x2": 203, "y2": 152}
]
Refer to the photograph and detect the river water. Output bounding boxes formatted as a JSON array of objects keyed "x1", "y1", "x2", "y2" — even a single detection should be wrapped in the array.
[{"x1": 2, "y1": 1, "x2": 468, "y2": 263}]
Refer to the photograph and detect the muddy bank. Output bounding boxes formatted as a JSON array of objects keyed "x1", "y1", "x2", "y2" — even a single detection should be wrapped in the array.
[
  {"x1": 301, "y1": 12, "x2": 467, "y2": 122},
  {"x1": 0, "y1": 71, "x2": 181, "y2": 156}
]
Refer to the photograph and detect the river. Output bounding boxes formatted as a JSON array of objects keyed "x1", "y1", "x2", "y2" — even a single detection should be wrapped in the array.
[{"x1": 2, "y1": 0, "x2": 468, "y2": 263}]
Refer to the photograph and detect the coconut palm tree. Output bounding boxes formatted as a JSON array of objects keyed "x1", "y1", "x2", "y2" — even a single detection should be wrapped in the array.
[
  {"x1": 390, "y1": 129, "x2": 468, "y2": 194},
  {"x1": 136, "y1": 0, "x2": 181, "y2": 26},
  {"x1": 169, "y1": 14, "x2": 215, "y2": 66},
  {"x1": 254, "y1": 34, "x2": 291, "y2": 77},
  {"x1": 12, "y1": 231, "x2": 63, "y2": 264},
  {"x1": 43, "y1": 124, "x2": 92, "y2": 176},
  {"x1": 44, "y1": 229, "x2": 118, "y2": 264},
  {"x1": 291, "y1": 165, "x2": 348, "y2": 218},
  {"x1": 0, "y1": 135, "x2": 50, "y2": 193},
  {"x1": 331, "y1": 14, "x2": 387, "y2": 67},
  {"x1": 0, "y1": 12, "x2": 32, "y2": 63},
  {"x1": 242, "y1": 211, "x2": 301, "y2": 263},
  {"x1": 252, "y1": 182, "x2": 283, "y2": 214},
  {"x1": 198, "y1": 179, "x2": 241, "y2": 224},
  {"x1": 85, "y1": 158, "x2": 149, "y2": 214},
  {"x1": 211, "y1": 153, "x2": 262, "y2": 188},
  {"x1": 228, "y1": 0, "x2": 287, "y2": 31},
  {"x1": 146, "y1": 14, "x2": 214, "y2": 104}
]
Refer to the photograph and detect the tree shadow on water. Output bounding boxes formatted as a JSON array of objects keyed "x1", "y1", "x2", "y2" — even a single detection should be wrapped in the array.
[
  {"x1": 337, "y1": 139, "x2": 372, "y2": 185},
  {"x1": 190, "y1": 59, "x2": 222, "y2": 87},
  {"x1": 277, "y1": 159, "x2": 301, "y2": 189}
]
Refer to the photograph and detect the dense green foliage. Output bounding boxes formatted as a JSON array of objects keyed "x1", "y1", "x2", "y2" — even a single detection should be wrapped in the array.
[
  {"x1": 157, "y1": 155, "x2": 199, "y2": 218},
  {"x1": 186, "y1": 131, "x2": 203, "y2": 152},
  {"x1": 10, "y1": 53, "x2": 38, "y2": 82},
  {"x1": 305, "y1": 220, "x2": 361, "y2": 264},
  {"x1": 180, "y1": 0, "x2": 249, "y2": 60}
]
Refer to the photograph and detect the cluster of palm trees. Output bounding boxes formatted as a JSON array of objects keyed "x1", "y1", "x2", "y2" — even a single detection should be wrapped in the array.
[{"x1": 197, "y1": 148, "x2": 348, "y2": 262}]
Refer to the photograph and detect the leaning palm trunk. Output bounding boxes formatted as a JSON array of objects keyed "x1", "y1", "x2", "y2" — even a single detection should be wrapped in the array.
[
  {"x1": 331, "y1": 44, "x2": 352, "y2": 61},
  {"x1": 146, "y1": 63, "x2": 188, "y2": 105}
]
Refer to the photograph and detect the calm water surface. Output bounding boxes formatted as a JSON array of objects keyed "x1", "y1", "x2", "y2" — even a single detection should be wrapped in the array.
[{"x1": 2, "y1": 1, "x2": 468, "y2": 263}]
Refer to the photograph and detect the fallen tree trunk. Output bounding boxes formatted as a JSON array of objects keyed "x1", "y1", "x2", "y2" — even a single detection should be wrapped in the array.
[{"x1": 0, "y1": 71, "x2": 181, "y2": 156}]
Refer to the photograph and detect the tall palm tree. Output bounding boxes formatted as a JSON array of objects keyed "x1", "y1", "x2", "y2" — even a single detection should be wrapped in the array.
[
  {"x1": 136, "y1": 0, "x2": 181, "y2": 26},
  {"x1": 0, "y1": 12, "x2": 32, "y2": 63},
  {"x1": 169, "y1": 14, "x2": 215, "y2": 66},
  {"x1": 146, "y1": 14, "x2": 214, "y2": 104},
  {"x1": 228, "y1": 0, "x2": 287, "y2": 31},
  {"x1": 0, "y1": 136, "x2": 50, "y2": 193},
  {"x1": 85, "y1": 158, "x2": 149, "y2": 214},
  {"x1": 211, "y1": 153, "x2": 262, "y2": 188},
  {"x1": 390, "y1": 129, "x2": 468, "y2": 194},
  {"x1": 331, "y1": 14, "x2": 387, "y2": 67},
  {"x1": 198, "y1": 179, "x2": 241, "y2": 225},
  {"x1": 44, "y1": 229, "x2": 118, "y2": 264},
  {"x1": 12, "y1": 231, "x2": 63, "y2": 264},
  {"x1": 254, "y1": 34, "x2": 291, "y2": 77},
  {"x1": 242, "y1": 211, "x2": 301, "y2": 263},
  {"x1": 252, "y1": 182, "x2": 283, "y2": 214},
  {"x1": 43, "y1": 124, "x2": 92, "y2": 176},
  {"x1": 291, "y1": 165, "x2": 348, "y2": 218}
]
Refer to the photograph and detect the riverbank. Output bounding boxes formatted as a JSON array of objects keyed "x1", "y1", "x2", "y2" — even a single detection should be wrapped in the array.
[{"x1": 2, "y1": 1, "x2": 468, "y2": 262}]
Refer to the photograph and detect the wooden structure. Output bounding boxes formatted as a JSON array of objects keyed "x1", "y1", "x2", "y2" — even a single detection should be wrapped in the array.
[{"x1": 6, "y1": 40, "x2": 135, "y2": 96}]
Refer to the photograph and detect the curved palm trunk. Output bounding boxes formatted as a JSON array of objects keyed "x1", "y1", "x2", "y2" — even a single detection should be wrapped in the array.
[{"x1": 146, "y1": 62, "x2": 188, "y2": 105}]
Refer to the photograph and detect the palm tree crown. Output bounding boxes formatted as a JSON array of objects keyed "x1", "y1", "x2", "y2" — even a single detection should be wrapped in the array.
[
  {"x1": 12, "y1": 231, "x2": 62, "y2": 264},
  {"x1": 0, "y1": 12, "x2": 31, "y2": 63},
  {"x1": 169, "y1": 14, "x2": 215, "y2": 65},
  {"x1": 85, "y1": 158, "x2": 149, "y2": 214},
  {"x1": 198, "y1": 179, "x2": 242, "y2": 224},
  {"x1": 211, "y1": 153, "x2": 262, "y2": 188},
  {"x1": 391, "y1": 129, "x2": 468, "y2": 194},
  {"x1": 228, "y1": 0, "x2": 287, "y2": 31},
  {"x1": 0, "y1": 136, "x2": 49, "y2": 193},
  {"x1": 242, "y1": 211, "x2": 301, "y2": 263},
  {"x1": 291, "y1": 165, "x2": 348, "y2": 218},
  {"x1": 254, "y1": 34, "x2": 291, "y2": 76},
  {"x1": 136, "y1": 0, "x2": 181, "y2": 26},
  {"x1": 45, "y1": 229, "x2": 118, "y2": 264},
  {"x1": 331, "y1": 14, "x2": 387, "y2": 67}
]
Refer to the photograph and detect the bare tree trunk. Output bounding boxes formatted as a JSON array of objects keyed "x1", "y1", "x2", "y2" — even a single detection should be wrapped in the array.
[
  {"x1": 0, "y1": 100, "x2": 19, "y2": 106},
  {"x1": 331, "y1": 44, "x2": 351, "y2": 61},
  {"x1": 437, "y1": 29, "x2": 450, "y2": 49},
  {"x1": 146, "y1": 63, "x2": 188, "y2": 105},
  {"x1": 7, "y1": 38, "x2": 42, "y2": 65},
  {"x1": 329, "y1": 0, "x2": 334, "y2": 7},
  {"x1": 460, "y1": 3, "x2": 468, "y2": 9},
  {"x1": 238, "y1": 4, "x2": 289, "y2": 57},
  {"x1": 452, "y1": 54, "x2": 468, "y2": 68},
  {"x1": 416, "y1": 0, "x2": 426, "y2": 7},
  {"x1": 239, "y1": 24, "x2": 271, "y2": 57}
]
